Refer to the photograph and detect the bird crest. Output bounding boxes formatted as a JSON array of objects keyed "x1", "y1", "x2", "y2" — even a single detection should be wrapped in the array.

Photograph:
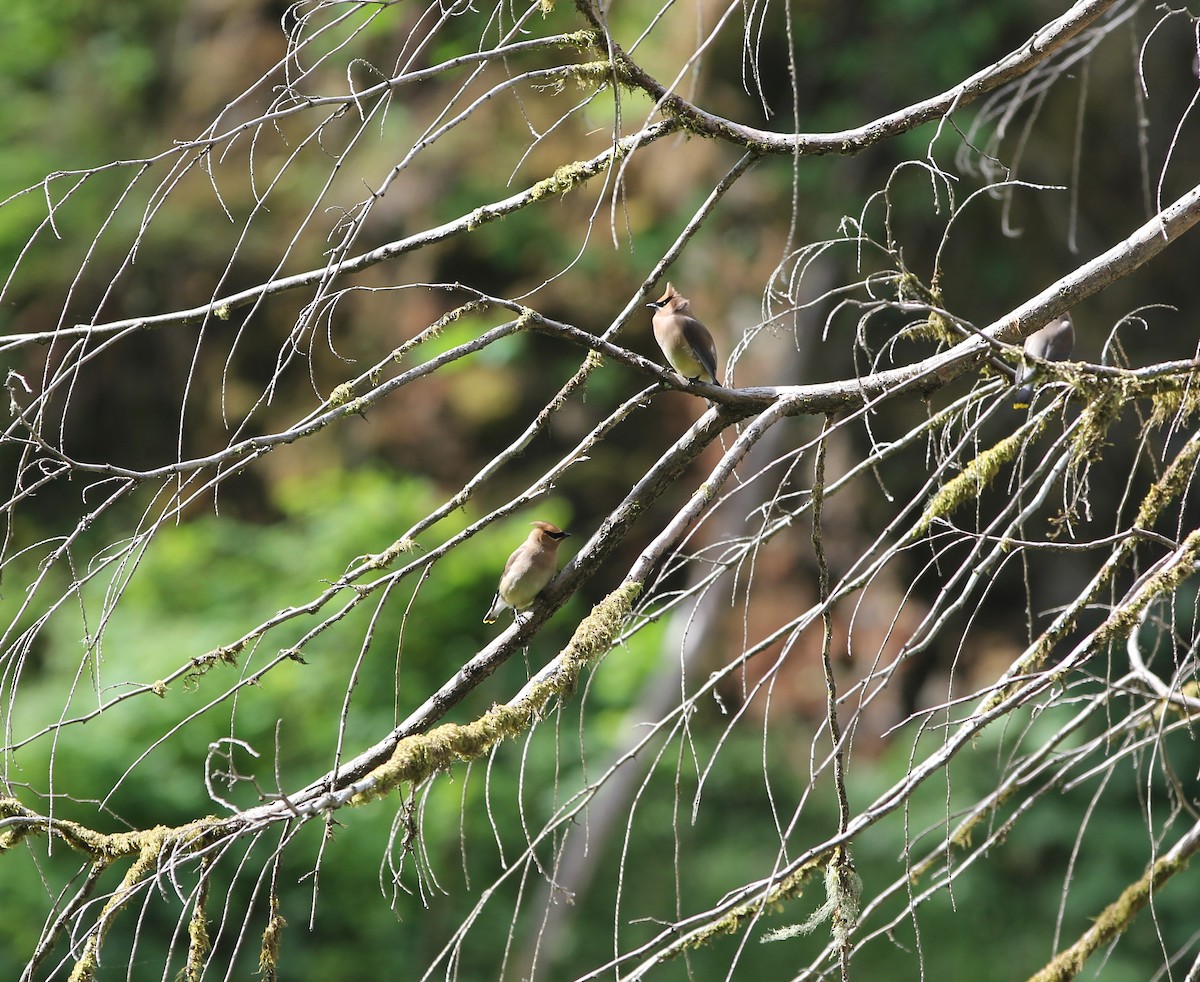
[
  {"x1": 652, "y1": 283, "x2": 687, "y2": 311},
  {"x1": 655, "y1": 283, "x2": 680, "y2": 303}
]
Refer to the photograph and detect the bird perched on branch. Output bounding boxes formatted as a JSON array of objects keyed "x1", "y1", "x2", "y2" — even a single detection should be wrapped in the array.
[
  {"x1": 1013, "y1": 313, "x2": 1074, "y2": 410},
  {"x1": 483, "y1": 521, "x2": 571, "y2": 623},
  {"x1": 646, "y1": 283, "x2": 721, "y2": 386}
]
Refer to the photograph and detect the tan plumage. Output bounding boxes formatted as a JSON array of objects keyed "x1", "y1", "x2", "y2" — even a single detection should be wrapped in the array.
[
  {"x1": 483, "y1": 521, "x2": 571, "y2": 623},
  {"x1": 1013, "y1": 313, "x2": 1075, "y2": 410},
  {"x1": 647, "y1": 283, "x2": 721, "y2": 386}
]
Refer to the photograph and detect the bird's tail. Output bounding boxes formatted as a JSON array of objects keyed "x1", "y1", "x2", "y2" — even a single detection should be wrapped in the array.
[
  {"x1": 483, "y1": 594, "x2": 504, "y2": 623},
  {"x1": 1012, "y1": 383, "x2": 1035, "y2": 410},
  {"x1": 1012, "y1": 365, "x2": 1035, "y2": 410}
]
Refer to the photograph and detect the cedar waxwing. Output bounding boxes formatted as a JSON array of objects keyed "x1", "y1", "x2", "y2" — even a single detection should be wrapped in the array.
[
  {"x1": 483, "y1": 521, "x2": 571, "y2": 623},
  {"x1": 646, "y1": 284, "x2": 721, "y2": 386},
  {"x1": 1013, "y1": 313, "x2": 1075, "y2": 410}
]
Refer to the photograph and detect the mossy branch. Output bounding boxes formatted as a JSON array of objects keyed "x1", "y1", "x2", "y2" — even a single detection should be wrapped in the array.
[
  {"x1": 258, "y1": 891, "x2": 286, "y2": 982},
  {"x1": 917, "y1": 429, "x2": 1034, "y2": 535},
  {"x1": 1027, "y1": 823, "x2": 1200, "y2": 981},
  {"x1": 183, "y1": 872, "x2": 211, "y2": 982},
  {"x1": 1, "y1": 582, "x2": 644, "y2": 978},
  {"x1": 348, "y1": 582, "x2": 641, "y2": 806},
  {"x1": 761, "y1": 848, "x2": 861, "y2": 948}
]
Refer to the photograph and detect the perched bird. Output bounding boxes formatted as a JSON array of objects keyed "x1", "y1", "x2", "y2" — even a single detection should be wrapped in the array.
[
  {"x1": 483, "y1": 521, "x2": 571, "y2": 623},
  {"x1": 1013, "y1": 313, "x2": 1075, "y2": 410},
  {"x1": 646, "y1": 283, "x2": 721, "y2": 386}
]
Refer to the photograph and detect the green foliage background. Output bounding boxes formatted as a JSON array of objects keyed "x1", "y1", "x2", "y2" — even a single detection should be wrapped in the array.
[
  {"x1": 2, "y1": 0, "x2": 1199, "y2": 978},
  {"x1": 7, "y1": 467, "x2": 1193, "y2": 980}
]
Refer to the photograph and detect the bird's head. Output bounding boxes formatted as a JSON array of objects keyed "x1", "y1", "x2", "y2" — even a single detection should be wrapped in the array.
[
  {"x1": 646, "y1": 283, "x2": 686, "y2": 312},
  {"x1": 530, "y1": 521, "x2": 570, "y2": 543}
]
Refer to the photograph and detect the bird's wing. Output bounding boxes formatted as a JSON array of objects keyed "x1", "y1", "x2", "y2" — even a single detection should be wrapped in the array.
[
  {"x1": 1027, "y1": 317, "x2": 1074, "y2": 362},
  {"x1": 1043, "y1": 319, "x2": 1075, "y2": 361},
  {"x1": 681, "y1": 316, "x2": 719, "y2": 383}
]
